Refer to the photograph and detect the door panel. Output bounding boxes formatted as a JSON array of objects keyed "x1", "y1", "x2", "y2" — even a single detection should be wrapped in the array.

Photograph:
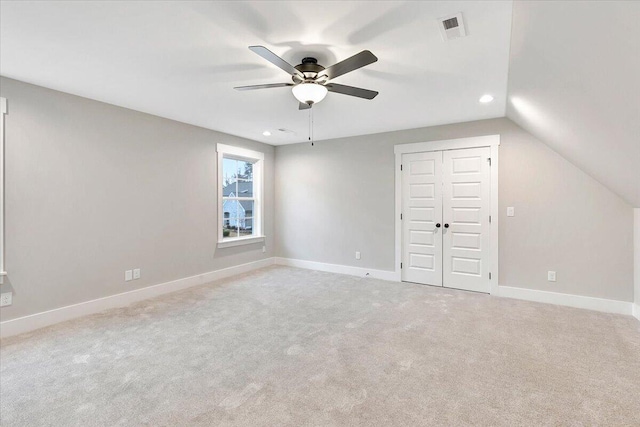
[
  {"x1": 442, "y1": 147, "x2": 491, "y2": 293},
  {"x1": 402, "y1": 152, "x2": 442, "y2": 286}
]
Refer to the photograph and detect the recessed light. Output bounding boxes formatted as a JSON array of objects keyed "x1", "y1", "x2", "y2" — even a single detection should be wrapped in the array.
[
  {"x1": 479, "y1": 94, "x2": 494, "y2": 103},
  {"x1": 262, "y1": 131, "x2": 271, "y2": 136}
]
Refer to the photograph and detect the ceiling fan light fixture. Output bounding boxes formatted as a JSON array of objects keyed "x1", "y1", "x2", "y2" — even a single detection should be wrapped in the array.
[{"x1": 292, "y1": 83, "x2": 328, "y2": 105}]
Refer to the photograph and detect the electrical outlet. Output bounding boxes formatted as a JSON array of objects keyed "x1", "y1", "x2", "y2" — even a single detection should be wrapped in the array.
[
  {"x1": 547, "y1": 271, "x2": 556, "y2": 282},
  {"x1": 262, "y1": 246, "x2": 266, "y2": 253},
  {"x1": 125, "y1": 270, "x2": 133, "y2": 282},
  {"x1": 133, "y1": 268, "x2": 141, "y2": 280},
  {"x1": 507, "y1": 207, "x2": 515, "y2": 217},
  {"x1": 0, "y1": 292, "x2": 12, "y2": 307},
  {"x1": 355, "y1": 251, "x2": 361, "y2": 260}
]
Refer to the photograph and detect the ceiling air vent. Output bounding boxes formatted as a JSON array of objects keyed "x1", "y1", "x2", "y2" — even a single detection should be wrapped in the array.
[{"x1": 438, "y1": 12, "x2": 466, "y2": 41}]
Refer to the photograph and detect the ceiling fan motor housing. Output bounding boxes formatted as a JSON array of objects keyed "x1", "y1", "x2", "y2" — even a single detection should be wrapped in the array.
[{"x1": 293, "y1": 57, "x2": 326, "y2": 82}]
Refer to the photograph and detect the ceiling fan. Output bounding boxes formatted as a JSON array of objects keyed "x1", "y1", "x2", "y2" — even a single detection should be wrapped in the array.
[{"x1": 234, "y1": 46, "x2": 379, "y2": 110}]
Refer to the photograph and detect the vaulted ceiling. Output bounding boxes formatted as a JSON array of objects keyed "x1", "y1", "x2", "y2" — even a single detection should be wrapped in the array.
[
  {"x1": 0, "y1": 1, "x2": 512, "y2": 144},
  {"x1": 507, "y1": 1, "x2": 640, "y2": 207},
  {"x1": 1, "y1": 1, "x2": 638, "y2": 205}
]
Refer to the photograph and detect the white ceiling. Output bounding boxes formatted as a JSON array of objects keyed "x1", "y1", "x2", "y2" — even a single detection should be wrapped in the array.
[
  {"x1": 0, "y1": 1, "x2": 512, "y2": 145},
  {"x1": 507, "y1": 1, "x2": 640, "y2": 207}
]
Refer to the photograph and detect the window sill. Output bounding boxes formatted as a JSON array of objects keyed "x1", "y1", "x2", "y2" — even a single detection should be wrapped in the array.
[{"x1": 217, "y1": 235, "x2": 265, "y2": 249}]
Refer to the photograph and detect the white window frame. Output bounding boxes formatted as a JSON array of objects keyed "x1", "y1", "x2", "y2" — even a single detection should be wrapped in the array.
[{"x1": 217, "y1": 143, "x2": 265, "y2": 248}]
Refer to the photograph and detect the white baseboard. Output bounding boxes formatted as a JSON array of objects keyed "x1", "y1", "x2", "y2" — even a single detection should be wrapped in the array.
[
  {"x1": 496, "y1": 286, "x2": 633, "y2": 316},
  {"x1": 275, "y1": 258, "x2": 634, "y2": 317},
  {"x1": 3, "y1": 257, "x2": 635, "y2": 339},
  {"x1": 274, "y1": 257, "x2": 397, "y2": 281},
  {"x1": 0, "y1": 257, "x2": 276, "y2": 338}
]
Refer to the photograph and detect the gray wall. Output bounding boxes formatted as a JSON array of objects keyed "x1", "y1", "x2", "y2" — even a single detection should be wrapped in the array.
[
  {"x1": 275, "y1": 118, "x2": 634, "y2": 302},
  {"x1": 0, "y1": 77, "x2": 275, "y2": 321}
]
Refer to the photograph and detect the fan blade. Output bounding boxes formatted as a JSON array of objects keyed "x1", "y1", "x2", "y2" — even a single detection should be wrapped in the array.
[
  {"x1": 320, "y1": 50, "x2": 378, "y2": 80},
  {"x1": 234, "y1": 83, "x2": 294, "y2": 91},
  {"x1": 249, "y1": 46, "x2": 303, "y2": 78},
  {"x1": 298, "y1": 102, "x2": 311, "y2": 110},
  {"x1": 325, "y1": 83, "x2": 378, "y2": 100}
]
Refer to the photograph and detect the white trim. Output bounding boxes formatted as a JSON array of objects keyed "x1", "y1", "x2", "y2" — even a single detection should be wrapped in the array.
[
  {"x1": 393, "y1": 135, "x2": 500, "y2": 155},
  {"x1": 489, "y1": 142, "x2": 499, "y2": 294},
  {"x1": 634, "y1": 209, "x2": 640, "y2": 323},
  {"x1": 394, "y1": 151, "x2": 402, "y2": 282},
  {"x1": 217, "y1": 143, "x2": 264, "y2": 247},
  {"x1": 394, "y1": 135, "x2": 500, "y2": 293},
  {"x1": 4, "y1": 258, "x2": 634, "y2": 338},
  {"x1": 217, "y1": 235, "x2": 265, "y2": 248},
  {"x1": 275, "y1": 258, "x2": 632, "y2": 316},
  {"x1": 496, "y1": 286, "x2": 633, "y2": 316},
  {"x1": 0, "y1": 257, "x2": 276, "y2": 338},
  {"x1": 0, "y1": 98, "x2": 6, "y2": 284},
  {"x1": 275, "y1": 257, "x2": 397, "y2": 281},
  {"x1": 216, "y1": 143, "x2": 264, "y2": 161}
]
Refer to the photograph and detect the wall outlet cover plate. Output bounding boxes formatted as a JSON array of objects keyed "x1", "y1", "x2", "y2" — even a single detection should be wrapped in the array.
[{"x1": 0, "y1": 292, "x2": 12, "y2": 307}]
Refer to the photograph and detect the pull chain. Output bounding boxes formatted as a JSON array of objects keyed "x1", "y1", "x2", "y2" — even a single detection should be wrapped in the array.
[
  {"x1": 308, "y1": 106, "x2": 314, "y2": 146},
  {"x1": 308, "y1": 107, "x2": 311, "y2": 145}
]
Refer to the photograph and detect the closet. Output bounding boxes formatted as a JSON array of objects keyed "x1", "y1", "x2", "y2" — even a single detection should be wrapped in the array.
[{"x1": 401, "y1": 147, "x2": 491, "y2": 293}]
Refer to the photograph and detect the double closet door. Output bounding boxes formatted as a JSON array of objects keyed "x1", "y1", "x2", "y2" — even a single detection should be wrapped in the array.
[{"x1": 401, "y1": 147, "x2": 491, "y2": 293}]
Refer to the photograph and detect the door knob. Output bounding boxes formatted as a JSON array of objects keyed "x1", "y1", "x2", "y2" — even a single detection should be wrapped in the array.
[
  {"x1": 444, "y1": 223, "x2": 449, "y2": 228},
  {"x1": 436, "y1": 223, "x2": 441, "y2": 228}
]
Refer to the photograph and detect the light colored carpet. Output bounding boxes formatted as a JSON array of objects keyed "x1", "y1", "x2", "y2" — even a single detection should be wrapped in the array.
[{"x1": 1, "y1": 266, "x2": 639, "y2": 426}]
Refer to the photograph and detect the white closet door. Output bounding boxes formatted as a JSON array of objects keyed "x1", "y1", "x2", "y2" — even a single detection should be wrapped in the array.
[
  {"x1": 442, "y1": 147, "x2": 491, "y2": 293},
  {"x1": 401, "y1": 151, "x2": 443, "y2": 286}
]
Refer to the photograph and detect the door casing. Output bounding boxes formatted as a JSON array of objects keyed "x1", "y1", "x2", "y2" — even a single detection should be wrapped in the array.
[{"x1": 394, "y1": 135, "x2": 500, "y2": 295}]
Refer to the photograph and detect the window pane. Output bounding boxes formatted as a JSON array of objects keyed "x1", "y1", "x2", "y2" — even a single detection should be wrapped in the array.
[
  {"x1": 222, "y1": 199, "x2": 238, "y2": 238},
  {"x1": 239, "y1": 200, "x2": 254, "y2": 223},
  {"x1": 226, "y1": 199, "x2": 252, "y2": 236},
  {"x1": 236, "y1": 179, "x2": 253, "y2": 197},
  {"x1": 237, "y1": 160, "x2": 253, "y2": 197},
  {"x1": 222, "y1": 158, "x2": 238, "y2": 196},
  {"x1": 224, "y1": 221, "x2": 240, "y2": 238},
  {"x1": 239, "y1": 228, "x2": 253, "y2": 237},
  {"x1": 237, "y1": 160, "x2": 253, "y2": 180}
]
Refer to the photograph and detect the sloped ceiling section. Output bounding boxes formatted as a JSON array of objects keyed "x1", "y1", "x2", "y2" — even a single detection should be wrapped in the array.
[{"x1": 507, "y1": 1, "x2": 640, "y2": 207}]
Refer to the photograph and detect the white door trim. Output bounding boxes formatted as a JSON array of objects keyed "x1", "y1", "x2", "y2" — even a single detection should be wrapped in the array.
[
  {"x1": 0, "y1": 97, "x2": 6, "y2": 281},
  {"x1": 394, "y1": 135, "x2": 500, "y2": 294}
]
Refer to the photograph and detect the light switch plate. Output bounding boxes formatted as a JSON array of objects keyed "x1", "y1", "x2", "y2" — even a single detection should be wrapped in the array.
[
  {"x1": 355, "y1": 251, "x2": 361, "y2": 260},
  {"x1": 507, "y1": 207, "x2": 515, "y2": 217},
  {"x1": 125, "y1": 270, "x2": 133, "y2": 282}
]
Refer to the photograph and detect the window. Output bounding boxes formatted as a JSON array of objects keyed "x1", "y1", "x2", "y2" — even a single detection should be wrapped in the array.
[{"x1": 217, "y1": 144, "x2": 264, "y2": 248}]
